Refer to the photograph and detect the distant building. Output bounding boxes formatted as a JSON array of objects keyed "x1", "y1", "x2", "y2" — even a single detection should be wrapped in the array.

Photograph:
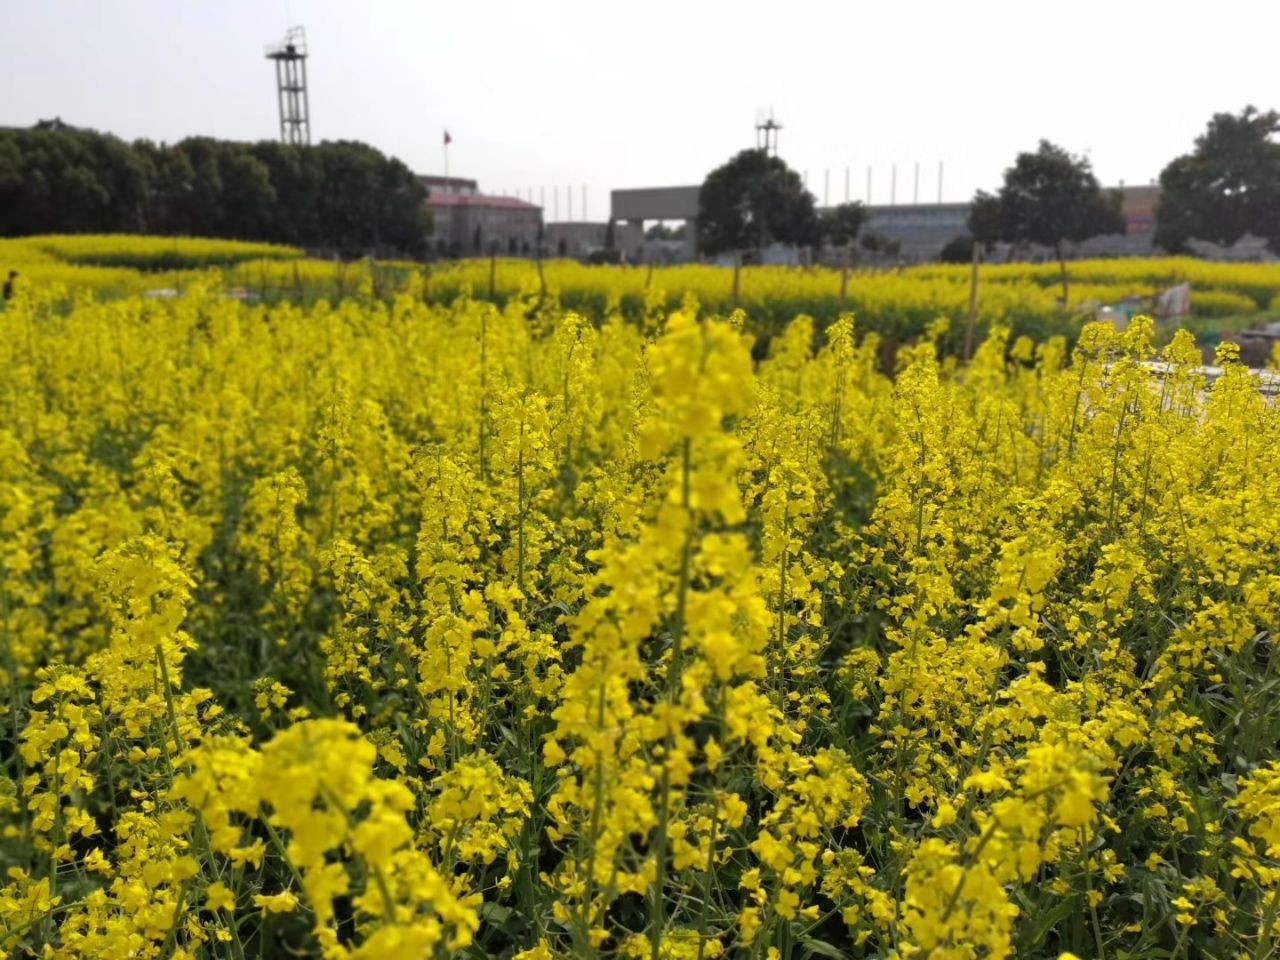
[
  {"x1": 544, "y1": 221, "x2": 644, "y2": 259},
  {"x1": 611, "y1": 186, "x2": 701, "y2": 261},
  {"x1": 420, "y1": 175, "x2": 479, "y2": 197},
  {"x1": 1120, "y1": 184, "x2": 1159, "y2": 235},
  {"x1": 609, "y1": 181, "x2": 1275, "y2": 264},
  {"x1": 859, "y1": 202, "x2": 971, "y2": 260},
  {"x1": 854, "y1": 186, "x2": 1163, "y2": 261},
  {"x1": 421, "y1": 176, "x2": 542, "y2": 256},
  {"x1": 1074, "y1": 185, "x2": 1159, "y2": 257}
]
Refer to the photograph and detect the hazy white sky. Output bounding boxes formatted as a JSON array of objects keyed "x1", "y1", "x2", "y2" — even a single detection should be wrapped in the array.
[{"x1": 1, "y1": 0, "x2": 1273, "y2": 218}]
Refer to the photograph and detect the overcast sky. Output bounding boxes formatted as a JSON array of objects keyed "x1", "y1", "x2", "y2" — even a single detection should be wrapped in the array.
[{"x1": 1, "y1": 0, "x2": 1273, "y2": 219}]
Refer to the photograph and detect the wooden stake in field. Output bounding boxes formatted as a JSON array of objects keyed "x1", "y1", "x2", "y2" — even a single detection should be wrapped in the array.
[{"x1": 964, "y1": 241, "x2": 980, "y2": 361}]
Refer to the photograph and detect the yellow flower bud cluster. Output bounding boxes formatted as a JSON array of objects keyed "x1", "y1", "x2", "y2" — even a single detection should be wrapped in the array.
[{"x1": 1, "y1": 267, "x2": 1279, "y2": 960}]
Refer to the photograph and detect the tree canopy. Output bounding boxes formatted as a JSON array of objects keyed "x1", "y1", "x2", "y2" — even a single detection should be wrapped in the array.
[
  {"x1": 818, "y1": 202, "x2": 867, "y2": 247},
  {"x1": 859, "y1": 230, "x2": 900, "y2": 259},
  {"x1": 938, "y1": 234, "x2": 977, "y2": 265},
  {"x1": 969, "y1": 140, "x2": 1124, "y2": 299},
  {"x1": 0, "y1": 125, "x2": 431, "y2": 256},
  {"x1": 970, "y1": 140, "x2": 1124, "y2": 251},
  {"x1": 1154, "y1": 106, "x2": 1280, "y2": 255},
  {"x1": 697, "y1": 149, "x2": 817, "y2": 256}
]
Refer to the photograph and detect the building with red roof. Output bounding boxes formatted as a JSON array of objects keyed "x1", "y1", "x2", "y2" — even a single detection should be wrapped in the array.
[{"x1": 421, "y1": 176, "x2": 542, "y2": 256}]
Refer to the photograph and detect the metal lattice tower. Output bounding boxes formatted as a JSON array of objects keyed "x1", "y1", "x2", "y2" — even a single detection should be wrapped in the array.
[
  {"x1": 266, "y1": 26, "x2": 310, "y2": 146},
  {"x1": 755, "y1": 110, "x2": 782, "y2": 156}
]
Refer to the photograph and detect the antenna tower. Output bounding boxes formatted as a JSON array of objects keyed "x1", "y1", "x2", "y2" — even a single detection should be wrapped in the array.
[
  {"x1": 755, "y1": 109, "x2": 782, "y2": 156},
  {"x1": 266, "y1": 26, "x2": 310, "y2": 146}
]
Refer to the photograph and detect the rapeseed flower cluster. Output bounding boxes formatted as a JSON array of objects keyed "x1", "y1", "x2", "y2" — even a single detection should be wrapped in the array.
[{"x1": 1, "y1": 272, "x2": 1278, "y2": 960}]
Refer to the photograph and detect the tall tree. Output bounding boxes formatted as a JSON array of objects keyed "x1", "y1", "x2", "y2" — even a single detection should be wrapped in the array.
[
  {"x1": 1154, "y1": 106, "x2": 1280, "y2": 255},
  {"x1": 967, "y1": 191, "x2": 1002, "y2": 252},
  {"x1": 0, "y1": 128, "x2": 115, "y2": 234},
  {"x1": 697, "y1": 149, "x2": 817, "y2": 256},
  {"x1": 0, "y1": 124, "x2": 431, "y2": 257},
  {"x1": 216, "y1": 147, "x2": 277, "y2": 240},
  {"x1": 970, "y1": 140, "x2": 1124, "y2": 301},
  {"x1": 371, "y1": 151, "x2": 430, "y2": 255},
  {"x1": 818, "y1": 202, "x2": 867, "y2": 248},
  {"x1": 249, "y1": 141, "x2": 325, "y2": 243}
]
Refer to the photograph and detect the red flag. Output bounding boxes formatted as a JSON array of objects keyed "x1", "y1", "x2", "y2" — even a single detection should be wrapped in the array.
[{"x1": 443, "y1": 130, "x2": 452, "y2": 146}]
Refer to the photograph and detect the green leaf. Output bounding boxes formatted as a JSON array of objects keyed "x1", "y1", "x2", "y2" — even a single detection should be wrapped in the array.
[
  {"x1": 1023, "y1": 896, "x2": 1077, "y2": 949},
  {"x1": 798, "y1": 936, "x2": 849, "y2": 959}
]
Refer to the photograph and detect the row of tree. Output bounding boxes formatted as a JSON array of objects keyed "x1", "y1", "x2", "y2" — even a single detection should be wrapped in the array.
[
  {"x1": 0, "y1": 122, "x2": 431, "y2": 256},
  {"x1": 694, "y1": 106, "x2": 1280, "y2": 268},
  {"x1": 4, "y1": 107, "x2": 1276, "y2": 267}
]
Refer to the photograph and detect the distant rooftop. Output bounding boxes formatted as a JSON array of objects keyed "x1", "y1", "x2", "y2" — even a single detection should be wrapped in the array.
[
  {"x1": 420, "y1": 175, "x2": 478, "y2": 191},
  {"x1": 427, "y1": 193, "x2": 541, "y2": 211}
]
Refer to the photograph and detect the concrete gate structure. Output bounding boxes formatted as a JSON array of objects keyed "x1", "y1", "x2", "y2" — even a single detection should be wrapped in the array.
[{"x1": 610, "y1": 186, "x2": 701, "y2": 260}]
